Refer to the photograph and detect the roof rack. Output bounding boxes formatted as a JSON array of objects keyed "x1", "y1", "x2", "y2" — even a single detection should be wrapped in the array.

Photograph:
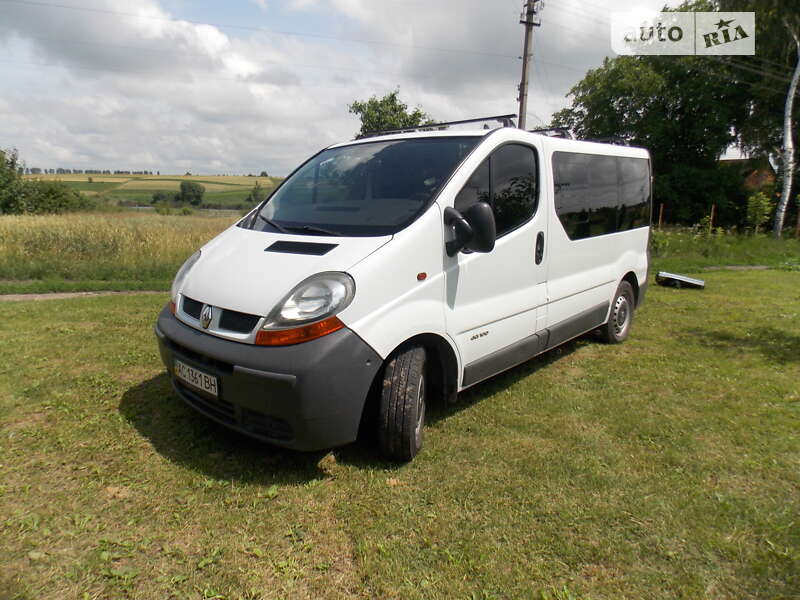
[
  {"x1": 358, "y1": 114, "x2": 518, "y2": 139},
  {"x1": 528, "y1": 127, "x2": 574, "y2": 139}
]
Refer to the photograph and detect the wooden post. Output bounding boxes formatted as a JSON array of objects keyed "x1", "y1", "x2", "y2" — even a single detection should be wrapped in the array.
[
  {"x1": 709, "y1": 204, "x2": 716, "y2": 233},
  {"x1": 658, "y1": 203, "x2": 664, "y2": 230}
]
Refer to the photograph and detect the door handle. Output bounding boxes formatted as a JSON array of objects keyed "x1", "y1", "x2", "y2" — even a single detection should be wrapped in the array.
[{"x1": 535, "y1": 231, "x2": 545, "y2": 264}]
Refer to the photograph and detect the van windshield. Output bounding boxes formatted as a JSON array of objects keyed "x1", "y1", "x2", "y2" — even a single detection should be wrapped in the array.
[{"x1": 242, "y1": 137, "x2": 480, "y2": 237}]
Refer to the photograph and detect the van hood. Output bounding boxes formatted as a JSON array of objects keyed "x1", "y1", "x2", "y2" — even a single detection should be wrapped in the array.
[{"x1": 179, "y1": 225, "x2": 391, "y2": 317}]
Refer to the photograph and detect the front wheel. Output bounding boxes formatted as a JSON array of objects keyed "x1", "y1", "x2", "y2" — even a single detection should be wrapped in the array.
[
  {"x1": 599, "y1": 281, "x2": 635, "y2": 344},
  {"x1": 378, "y1": 345, "x2": 426, "y2": 461}
]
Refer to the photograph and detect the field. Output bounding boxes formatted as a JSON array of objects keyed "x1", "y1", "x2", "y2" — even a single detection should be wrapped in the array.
[
  {"x1": 1, "y1": 212, "x2": 799, "y2": 295},
  {"x1": 0, "y1": 213, "x2": 237, "y2": 294},
  {"x1": 1, "y1": 270, "x2": 798, "y2": 599},
  {"x1": 23, "y1": 174, "x2": 281, "y2": 210}
]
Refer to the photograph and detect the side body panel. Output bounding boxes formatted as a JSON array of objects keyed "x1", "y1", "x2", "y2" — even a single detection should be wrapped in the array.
[
  {"x1": 542, "y1": 138, "x2": 650, "y2": 332},
  {"x1": 340, "y1": 203, "x2": 459, "y2": 366}
]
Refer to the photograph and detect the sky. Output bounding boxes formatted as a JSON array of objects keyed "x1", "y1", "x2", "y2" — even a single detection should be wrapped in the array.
[{"x1": 0, "y1": 0, "x2": 676, "y2": 175}]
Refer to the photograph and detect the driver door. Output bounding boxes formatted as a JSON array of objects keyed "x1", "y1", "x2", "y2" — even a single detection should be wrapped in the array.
[{"x1": 444, "y1": 142, "x2": 548, "y2": 387}]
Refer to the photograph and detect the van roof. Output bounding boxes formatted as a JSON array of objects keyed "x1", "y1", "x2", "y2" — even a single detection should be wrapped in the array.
[{"x1": 332, "y1": 129, "x2": 650, "y2": 159}]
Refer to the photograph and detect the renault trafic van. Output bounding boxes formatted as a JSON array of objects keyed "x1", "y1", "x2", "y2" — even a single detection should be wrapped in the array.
[{"x1": 155, "y1": 118, "x2": 651, "y2": 461}]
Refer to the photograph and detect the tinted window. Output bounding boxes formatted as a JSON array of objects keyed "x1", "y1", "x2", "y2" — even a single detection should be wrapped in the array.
[
  {"x1": 454, "y1": 157, "x2": 490, "y2": 213},
  {"x1": 553, "y1": 152, "x2": 650, "y2": 240},
  {"x1": 588, "y1": 155, "x2": 619, "y2": 236},
  {"x1": 492, "y1": 144, "x2": 538, "y2": 235},
  {"x1": 618, "y1": 158, "x2": 651, "y2": 230},
  {"x1": 243, "y1": 137, "x2": 479, "y2": 237},
  {"x1": 454, "y1": 144, "x2": 538, "y2": 237},
  {"x1": 554, "y1": 153, "x2": 591, "y2": 239}
]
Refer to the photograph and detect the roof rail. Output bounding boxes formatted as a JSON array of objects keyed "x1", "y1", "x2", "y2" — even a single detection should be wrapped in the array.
[
  {"x1": 583, "y1": 136, "x2": 630, "y2": 146},
  {"x1": 357, "y1": 114, "x2": 518, "y2": 139},
  {"x1": 528, "y1": 127, "x2": 574, "y2": 139}
]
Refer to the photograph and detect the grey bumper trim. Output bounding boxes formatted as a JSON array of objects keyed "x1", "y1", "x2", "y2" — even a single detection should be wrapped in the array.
[{"x1": 155, "y1": 306, "x2": 382, "y2": 451}]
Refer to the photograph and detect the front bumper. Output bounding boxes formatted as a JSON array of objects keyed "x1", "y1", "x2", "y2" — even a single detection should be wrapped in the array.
[{"x1": 154, "y1": 306, "x2": 382, "y2": 451}]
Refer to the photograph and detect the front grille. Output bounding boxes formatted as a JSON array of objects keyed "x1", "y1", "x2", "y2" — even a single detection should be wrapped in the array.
[
  {"x1": 182, "y1": 296, "x2": 203, "y2": 319},
  {"x1": 219, "y1": 309, "x2": 260, "y2": 333},
  {"x1": 182, "y1": 296, "x2": 260, "y2": 335}
]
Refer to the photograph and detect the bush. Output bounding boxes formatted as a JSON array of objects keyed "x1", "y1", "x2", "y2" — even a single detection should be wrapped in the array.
[
  {"x1": 245, "y1": 181, "x2": 269, "y2": 205},
  {"x1": 1, "y1": 148, "x2": 94, "y2": 214},
  {"x1": 151, "y1": 190, "x2": 173, "y2": 205},
  {"x1": 746, "y1": 191, "x2": 773, "y2": 234},
  {"x1": 177, "y1": 181, "x2": 205, "y2": 206}
]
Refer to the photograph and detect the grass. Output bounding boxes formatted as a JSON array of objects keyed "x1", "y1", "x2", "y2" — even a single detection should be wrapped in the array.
[
  {"x1": 651, "y1": 228, "x2": 800, "y2": 272},
  {"x1": 0, "y1": 213, "x2": 236, "y2": 287},
  {"x1": 1, "y1": 270, "x2": 798, "y2": 599},
  {"x1": 2, "y1": 216, "x2": 799, "y2": 295},
  {"x1": 23, "y1": 174, "x2": 280, "y2": 209}
]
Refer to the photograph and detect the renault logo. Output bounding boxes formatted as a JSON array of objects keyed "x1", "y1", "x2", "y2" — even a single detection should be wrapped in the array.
[{"x1": 200, "y1": 304, "x2": 213, "y2": 329}]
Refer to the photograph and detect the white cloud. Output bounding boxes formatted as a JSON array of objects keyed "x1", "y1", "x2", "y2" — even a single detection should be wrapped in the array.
[{"x1": 0, "y1": 0, "x2": 675, "y2": 175}]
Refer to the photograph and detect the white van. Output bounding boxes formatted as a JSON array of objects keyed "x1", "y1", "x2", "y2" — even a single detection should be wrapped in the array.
[{"x1": 155, "y1": 118, "x2": 651, "y2": 461}]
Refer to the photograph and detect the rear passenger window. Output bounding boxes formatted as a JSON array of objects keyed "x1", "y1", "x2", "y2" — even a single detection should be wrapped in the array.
[
  {"x1": 454, "y1": 144, "x2": 538, "y2": 237},
  {"x1": 588, "y1": 155, "x2": 619, "y2": 236},
  {"x1": 553, "y1": 152, "x2": 651, "y2": 240},
  {"x1": 618, "y1": 158, "x2": 651, "y2": 230}
]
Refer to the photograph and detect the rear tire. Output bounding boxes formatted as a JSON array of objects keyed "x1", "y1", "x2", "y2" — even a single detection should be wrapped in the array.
[
  {"x1": 378, "y1": 345, "x2": 426, "y2": 461},
  {"x1": 599, "y1": 281, "x2": 635, "y2": 344}
]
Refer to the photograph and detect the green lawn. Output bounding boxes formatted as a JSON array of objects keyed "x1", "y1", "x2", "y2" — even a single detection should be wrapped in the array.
[{"x1": 1, "y1": 270, "x2": 798, "y2": 599}]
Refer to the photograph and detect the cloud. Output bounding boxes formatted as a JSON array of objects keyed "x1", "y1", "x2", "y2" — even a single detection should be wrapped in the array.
[{"x1": 0, "y1": 0, "x2": 674, "y2": 175}]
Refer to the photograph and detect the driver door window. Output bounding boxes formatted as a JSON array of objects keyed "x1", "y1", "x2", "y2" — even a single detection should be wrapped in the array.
[{"x1": 454, "y1": 144, "x2": 538, "y2": 236}]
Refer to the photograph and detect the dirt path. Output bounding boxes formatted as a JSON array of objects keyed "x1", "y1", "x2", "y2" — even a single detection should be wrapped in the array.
[{"x1": 0, "y1": 290, "x2": 166, "y2": 302}]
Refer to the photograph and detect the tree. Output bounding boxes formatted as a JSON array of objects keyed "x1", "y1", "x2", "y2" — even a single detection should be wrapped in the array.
[
  {"x1": 0, "y1": 149, "x2": 24, "y2": 214},
  {"x1": 177, "y1": 181, "x2": 205, "y2": 206},
  {"x1": 715, "y1": 0, "x2": 800, "y2": 236},
  {"x1": 246, "y1": 180, "x2": 269, "y2": 205},
  {"x1": 552, "y1": 54, "x2": 749, "y2": 225},
  {"x1": 349, "y1": 89, "x2": 433, "y2": 137},
  {"x1": 259, "y1": 170, "x2": 269, "y2": 177}
]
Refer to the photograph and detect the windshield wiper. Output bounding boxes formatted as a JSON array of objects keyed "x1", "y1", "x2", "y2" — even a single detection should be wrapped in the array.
[
  {"x1": 253, "y1": 213, "x2": 290, "y2": 234},
  {"x1": 282, "y1": 224, "x2": 342, "y2": 237}
]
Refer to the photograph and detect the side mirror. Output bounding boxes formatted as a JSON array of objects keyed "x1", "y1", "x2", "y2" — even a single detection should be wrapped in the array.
[
  {"x1": 443, "y1": 202, "x2": 496, "y2": 256},
  {"x1": 463, "y1": 202, "x2": 496, "y2": 253}
]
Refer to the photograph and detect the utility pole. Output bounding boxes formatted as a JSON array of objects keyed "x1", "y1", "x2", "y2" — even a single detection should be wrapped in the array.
[{"x1": 517, "y1": 0, "x2": 543, "y2": 130}]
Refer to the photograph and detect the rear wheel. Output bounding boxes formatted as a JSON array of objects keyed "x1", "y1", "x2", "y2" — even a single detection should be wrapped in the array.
[
  {"x1": 378, "y1": 345, "x2": 426, "y2": 461},
  {"x1": 599, "y1": 281, "x2": 635, "y2": 344}
]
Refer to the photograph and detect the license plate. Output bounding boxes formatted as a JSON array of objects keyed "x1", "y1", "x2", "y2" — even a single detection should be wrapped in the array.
[{"x1": 174, "y1": 359, "x2": 218, "y2": 397}]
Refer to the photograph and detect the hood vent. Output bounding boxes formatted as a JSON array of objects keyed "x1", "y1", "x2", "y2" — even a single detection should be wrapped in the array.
[{"x1": 265, "y1": 241, "x2": 338, "y2": 256}]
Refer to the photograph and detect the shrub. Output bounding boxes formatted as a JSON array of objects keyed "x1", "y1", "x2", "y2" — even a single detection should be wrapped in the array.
[
  {"x1": 151, "y1": 190, "x2": 174, "y2": 205},
  {"x1": 245, "y1": 181, "x2": 269, "y2": 205},
  {"x1": 177, "y1": 181, "x2": 205, "y2": 206},
  {"x1": 746, "y1": 191, "x2": 773, "y2": 234},
  {"x1": 1, "y1": 148, "x2": 94, "y2": 214}
]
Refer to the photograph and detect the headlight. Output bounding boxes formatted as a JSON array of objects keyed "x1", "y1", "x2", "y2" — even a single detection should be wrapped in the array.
[
  {"x1": 263, "y1": 272, "x2": 355, "y2": 328},
  {"x1": 170, "y1": 250, "x2": 201, "y2": 301}
]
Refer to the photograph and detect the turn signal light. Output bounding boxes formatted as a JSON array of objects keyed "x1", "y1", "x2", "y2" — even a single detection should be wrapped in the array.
[
  {"x1": 169, "y1": 300, "x2": 177, "y2": 314},
  {"x1": 255, "y1": 316, "x2": 344, "y2": 346}
]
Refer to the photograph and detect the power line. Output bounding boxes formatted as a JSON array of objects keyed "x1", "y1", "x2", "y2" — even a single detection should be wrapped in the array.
[{"x1": 0, "y1": 0, "x2": 519, "y2": 60}]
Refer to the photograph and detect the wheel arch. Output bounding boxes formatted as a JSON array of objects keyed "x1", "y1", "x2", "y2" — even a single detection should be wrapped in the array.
[
  {"x1": 621, "y1": 271, "x2": 641, "y2": 307},
  {"x1": 357, "y1": 332, "x2": 460, "y2": 439}
]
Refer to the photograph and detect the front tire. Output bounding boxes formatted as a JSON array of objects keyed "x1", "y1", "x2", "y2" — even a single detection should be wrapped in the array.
[
  {"x1": 599, "y1": 281, "x2": 635, "y2": 344},
  {"x1": 378, "y1": 345, "x2": 426, "y2": 461}
]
